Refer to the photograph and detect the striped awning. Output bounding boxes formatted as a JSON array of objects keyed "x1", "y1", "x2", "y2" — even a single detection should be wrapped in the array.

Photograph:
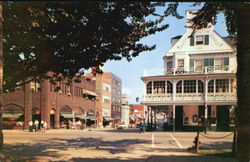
[
  {"x1": 2, "y1": 113, "x2": 23, "y2": 118},
  {"x1": 103, "y1": 117, "x2": 114, "y2": 121},
  {"x1": 82, "y1": 89, "x2": 97, "y2": 96},
  {"x1": 60, "y1": 113, "x2": 75, "y2": 119},
  {"x1": 75, "y1": 114, "x2": 86, "y2": 119},
  {"x1": 85, "y1": 116, "x2": 96, "y2": 120}
]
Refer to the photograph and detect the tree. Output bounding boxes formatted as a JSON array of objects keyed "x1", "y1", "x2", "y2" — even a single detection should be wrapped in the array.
[
  {"x1": 0, "y1": 2, "x2": 183, "y2": 152},
  {"x1": 190, "y1": 2, "x2": 250, "y2": 162},
  {"x1": 3, "y1": 2, "x2": 179, "y2": 89}
]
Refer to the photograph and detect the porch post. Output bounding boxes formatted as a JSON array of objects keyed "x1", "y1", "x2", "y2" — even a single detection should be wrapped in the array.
[
  {"x1": 205, "y1": 104, "x2": 208, "y2": 133},
  {"x1": 173, "y1": 104, "x2": 176, "y2": 133},
  {"x1": 205, "y1": 77, "x2": 208, "y2": 133},
  {"x1": 154, "y1": 108, "x2": 157, "y2": 130},
  {"x1": 147, "y1": 106, "x2": 150, "y2": 131},
  {"x1": 150, "y1": 107, "x2": 153, "y2": 131}
]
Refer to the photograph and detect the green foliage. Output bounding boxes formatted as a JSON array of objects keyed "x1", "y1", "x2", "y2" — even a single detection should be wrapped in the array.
[{"x1": 3, "y1": 2, "x2": 182, "y2": 90}]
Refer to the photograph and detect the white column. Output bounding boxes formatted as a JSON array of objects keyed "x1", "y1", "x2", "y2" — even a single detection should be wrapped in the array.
[
  {"x1": 165, "y1": 80, "x2": 167, "y2": 94},
  {"x1": 173, "y1": 105, "x2": 176, "y2": 132},
  {"x1": 196, "y1": 79, "x2": 198, "y2": 96},
  {"x1": 173, "y1": 80, "x2": 176, "y2": 101},
  {"x1": 213, "y1": 79, "x2": 216, "y2": 95},
  {"x1": 229, "y1": 79, "x2": 231, "y2": 93},
  {"x1": 205, "y1": 77, "x2": 208, "y2": 101},
  {"x1": 181, "y1": 80, "x2": 184, "y2": 95}
]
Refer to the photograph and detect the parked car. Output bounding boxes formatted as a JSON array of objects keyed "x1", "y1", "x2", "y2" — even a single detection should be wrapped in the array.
[{"x1": 117, "y1": 124, "x2": 126, "y2": 130}]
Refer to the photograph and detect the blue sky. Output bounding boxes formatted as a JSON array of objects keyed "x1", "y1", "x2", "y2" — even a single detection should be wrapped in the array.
[{"x1": 102, "y1": 3, "x2": 228, "y2": 104}]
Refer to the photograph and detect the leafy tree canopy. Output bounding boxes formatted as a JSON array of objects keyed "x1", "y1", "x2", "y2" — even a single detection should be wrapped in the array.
[{"x1": 3, "y1": 1, "x2": 182, "y2": 90}]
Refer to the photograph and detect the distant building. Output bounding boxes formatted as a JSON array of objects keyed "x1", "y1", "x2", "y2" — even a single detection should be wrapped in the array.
[
  {"x1": 85, "y1": 72, "x2": 122, "y2": 127},
  {"x1": 2, "y1": 75, "x2": 98, "y2": 129},
  {"x1": 121, "y1": 94, "x2": 130, "y2": 126},
  {"x1": 129, "y1": 104, "x2": 145, "y2": 126},
  {"x1": 141, "y1": 10, "x2": 236, "y2": 131}
]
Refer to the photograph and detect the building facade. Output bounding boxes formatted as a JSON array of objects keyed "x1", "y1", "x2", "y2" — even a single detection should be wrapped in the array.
[
  {"x1": 141, "y1": 10, "x2": 237, "y2": 131},
  {"x1": 129, "y1": 104, "x2": 145, "y2": 126},
  {"x1": 85, "y1": 72, "x2": 122, "y2": 127},
  {"x1": 2, "y1": 76, "x2": 99, "y2": 129}
]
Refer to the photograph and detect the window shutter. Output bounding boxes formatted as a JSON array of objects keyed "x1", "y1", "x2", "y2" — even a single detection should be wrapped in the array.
[
  {"x1": 190, "y1": 36, "x2": 194, "y2": 46},
  {"x1": 205, "y1": 35, "x2": 209, "y2": 45},
  {"x1": 224, "y1": 57, "x2": 229, "y2": 65},
  {"x1": 190, "y1": 59, "x2": 194, "y2": 67}
]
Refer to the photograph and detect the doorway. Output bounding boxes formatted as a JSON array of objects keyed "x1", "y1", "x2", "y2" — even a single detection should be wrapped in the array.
[
  {"x1": 50, "y1": 114, "x2": 55, "y2": 129},
  {"x1": 217, "y1": 105, "x2": 230, "y2": 131},
  {"x1": 175, "y1": 106, "x2": 183, "y2": 131}
]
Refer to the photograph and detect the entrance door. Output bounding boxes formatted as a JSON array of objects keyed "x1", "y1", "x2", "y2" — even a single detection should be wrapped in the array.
[
  {"x1": 217, "y1": 106, "x2": 230, "y2": 131},
  {"x1": 175, "y1": 106, "x2": 183, "y2": 131},
  {"x1": 50, "y1": 114, "x2": 55, "y2": 129}
]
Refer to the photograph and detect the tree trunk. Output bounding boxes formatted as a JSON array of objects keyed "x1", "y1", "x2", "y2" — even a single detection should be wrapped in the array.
[
  {"x1": 236, "y1": 7, "x2": 250, "y2": 162},
  {"x1": 0, "y1": 2, "x2": 3, "y2": 152}
]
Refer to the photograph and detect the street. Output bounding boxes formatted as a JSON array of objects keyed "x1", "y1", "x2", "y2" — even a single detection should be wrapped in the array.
[{"x1": 2, "y1": 128, "x2": 235, "y2": 162}]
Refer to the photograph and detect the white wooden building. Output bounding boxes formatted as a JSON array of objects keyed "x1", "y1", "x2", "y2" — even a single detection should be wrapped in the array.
[{"x1": 141, "y1": 10, "x2": 237, "y2": 131}]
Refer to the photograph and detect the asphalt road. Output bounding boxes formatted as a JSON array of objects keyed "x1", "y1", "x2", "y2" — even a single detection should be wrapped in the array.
[{"x1": 2, "y1": 128, "x2": 235, "y2": 162}]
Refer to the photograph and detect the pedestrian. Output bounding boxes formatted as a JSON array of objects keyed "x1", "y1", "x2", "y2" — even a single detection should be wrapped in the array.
[
  {"x1": 43, "y1": 121, "x2": 47, "y2": 132},
  {"x1": 34, "y1": 120, "x2": 39, "y2": 132},
  {"x1": 41, "y1": 120, "x2": 44, "y2": 132},
  {"x1": 29, "y1": 120, "x2": 33, "y2": 132}
]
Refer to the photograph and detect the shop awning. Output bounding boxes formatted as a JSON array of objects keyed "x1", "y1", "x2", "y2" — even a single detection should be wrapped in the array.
[
  {"x1": 60, "y1": 113, "x2": 75, "y2": 119},
  {"x1": 85, "y1": 116, "x2": 96, "y2": 120},
  {"x1": 103, "y1": 117, "x2": 114, "y2": 121},
  {"x1": 2, "y1": 113, "x2": 23, "y2": 118},
  {"x1": 75, "y1": 114, "x2": 86, "y2": 119},
  {"x1": 82, "y1": 89, "x2": 97, "y2": 96}
]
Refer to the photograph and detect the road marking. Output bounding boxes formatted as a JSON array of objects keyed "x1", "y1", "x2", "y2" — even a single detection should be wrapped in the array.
[
  {"x1": 151, "y1": 133, "x2": 155, "y2": 148},
  {"x1": 169, "y1": 134, "x2": 183, "y2": 148}
]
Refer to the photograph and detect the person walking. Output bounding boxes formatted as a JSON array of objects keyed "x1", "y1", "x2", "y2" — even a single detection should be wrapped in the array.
[
  {"x1": 34, "y1": 120, "x2": 39, "y2": 132},
  {"x1": 43, "y1": 121, "x2": 47, "y2": 132},
  {"x1": 41, "y1": 120, "x2": 44, "y2": 132},
  {"x1": 29, "y1": 120, "x2": 33, "y2": 132}
]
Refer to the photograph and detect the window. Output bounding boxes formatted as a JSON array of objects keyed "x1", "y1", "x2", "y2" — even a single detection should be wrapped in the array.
[
  {"x1": 198, "y1": 80, "x2": 204, "y2": 93},
  {"x1": 208, "y1": 80, "x2": 214, "y2": 93},
  {"x1": 167, "y1": 61, "x2": 173, "y2": 68},
  {"x1": 103, "y1": 95, "x2": 111, "y2": 103},
  {"x1": 167, "y1": 81, "x2": 173, "y2": 94},
  {"x1": 177, "y1": 59, "x2": 184, "y2": 68},
  {"x1": 102, "y1": 83, "x2": 110, "y2": 92},
  {"x1": 146, "y1": 82, "x2": 152, "y2": 94},
  {"x1": 204, "y1": 58, "x2": 214, "y2": 67},
  {"x1": 153, "y1": 81, "x2": 165, "y2": 94},
  {"x1": 176, "y1": 81, "x2": 182, "y2": 93},
  {"x1": 196, "y1": 35, "x2": 204, "y2": 45},
  {"x1": 216, "y1": 79, "x2": 229, "y2": 93},
  {"x1": 195, "y1": 35, "x2": 209, "y2": 45},
  {"x1": 190, "y1": 59, "x2": 194, "y2": 68},
  {"x1": 184, "y1": 80, "x2": 196, "y2": 93}
]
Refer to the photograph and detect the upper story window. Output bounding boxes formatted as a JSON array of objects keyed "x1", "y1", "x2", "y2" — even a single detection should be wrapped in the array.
[
  {"x1": 102, "y1": 82, "x2": 110, "y2": 92},
  {"x1": 167, "y1": 61, "x2": 173, "y2": 68},
  {"x1": 153, "y1": 81, "x2": 165, "y2": 94},
  {"x1": 146, "y1": 82, "x2": 152, "y2": 94},
  {"x1": 177, "y1": 59, "x2": 184, "y2": 68},
  {"x1": 190, "y1": 35, "x2": 209, "y2": 46}
]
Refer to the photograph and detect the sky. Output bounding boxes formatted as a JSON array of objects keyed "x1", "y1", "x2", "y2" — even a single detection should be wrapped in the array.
[{"x1": 101, "y1": 3, "x2": 229, "y2": 104}]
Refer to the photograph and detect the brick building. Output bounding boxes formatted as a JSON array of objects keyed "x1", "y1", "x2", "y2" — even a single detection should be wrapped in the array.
[
  {"x1": 85, "y1": 72, "x2": 122, "y2": 127},
  {"x1": 129, "y1": 104, "x2": 145, "y2": 126},
  {"x1": 2, "y1": 76, "x2": 99, "y2": 129}
]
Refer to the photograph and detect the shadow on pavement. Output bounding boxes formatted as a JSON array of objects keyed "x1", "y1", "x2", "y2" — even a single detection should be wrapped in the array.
[{"x1": 70, "y1": 155, "x2": 236, "y2": 162}]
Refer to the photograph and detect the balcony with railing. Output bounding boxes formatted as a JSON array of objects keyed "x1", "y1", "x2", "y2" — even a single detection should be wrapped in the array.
[
  {"x1": 143, "y1": 65, "x2": 236, "y2": 77},
  {"x1": 142, "y1": 92, "x2": 237, "y2": 105}
]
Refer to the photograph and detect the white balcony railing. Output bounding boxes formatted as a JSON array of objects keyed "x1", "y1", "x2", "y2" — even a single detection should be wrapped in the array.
[
  {"x1": 143, "y1": 65, "x2": 236, "y2": 77},
  {"x1": 142, "y1": 92, "x2": 237, "y2": 104}
]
